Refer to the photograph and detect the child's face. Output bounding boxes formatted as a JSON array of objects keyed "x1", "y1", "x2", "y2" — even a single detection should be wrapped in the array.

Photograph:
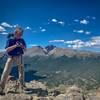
[{"x1": 15, "y1": 29, "x2": 23, "y2": 39}]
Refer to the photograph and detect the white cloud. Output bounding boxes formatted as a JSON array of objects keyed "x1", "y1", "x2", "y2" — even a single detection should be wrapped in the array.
[
  {"x1": 66, "y1": 39, "x2": 88, "y2": 49},
  {"x1": 64, "y1": 39, "x2": 85, "y2": 49},
  {"x1": 73, "y1": 19, "x2": 89, "y2": 25},
  {"x1": 39, "y1": 27, "x2": 46, "y2": 32},
  {"x1": 48, "y1": 35, "x2": 100, "y2": 50},
  {"x1": 64, "y1": 39, "x2": 84, "y2": 45},
  {"x1": 49, "y1": 18, "x2": 66, "y2": 26},
  {"x1": 74, "y1": 16, "x2": 96, "y2": 25},
  {"x1": 51, "y1": 19, "x2": 57, "y2": 22},
  {"x1": 77, "y1": 30, "x2": 84, "y2": 33},
  {"x1": 13, "y1": 24, "x2": 18, "y2": 28},
  {"x1": 73, "y1": 30, "x2": 91, "y2": 35},
  {"x1": 73, "y1": 30, "x2": 84, "y2": 33},
  {"x1": 28, "y1": 44, "x2": 38, "y2": 47},
  {"x1": 48, "y1": 36, "x2": 100, "y2": 49},
  {"x1": 1, "y1": 22, "x2": 13, "y2": 28},
  {"x1": 49, "y1": 40, "x2": 65, "y2": 43},
  {"x1": 67, "y1": 44, "x2": 84, "y2": 49},
  {"x1": 72, "y1": 44, "x2": 83, "y2": 49},
  {"x1": 0, "y1": 32, "x2": 8, "y2": 35},
  {"x1": 25, "y1": 26, "x2": 31, "y2": 30},
  {"x1": 49, "y1": 39, "x2": 86, "y2": 49},
  {"x1": 85, "y1": 31, "x2": 91, "y2": 35},
  {"x1": 41, "y1": 28, "x2": 46, "y2": 32},
  {"x1": 80, "y1": 19, "x2": 89, "y2": 25},
  {"x1": 64, "y1": 36, "x2": 100, "y2": 49},
  {"x1": 58, "y1": 21, "x2": 65, "y2": 26},
  {"x1": 90, "y1": 36, "x2": 100, "y2": 47},
  {"x1": 0, "y1": 26, "x2": 6, "y2": 32}
]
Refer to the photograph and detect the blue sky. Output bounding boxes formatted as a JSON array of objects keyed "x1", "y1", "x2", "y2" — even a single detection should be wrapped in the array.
[{"x1": 0, "y1": 0, "x2": 100, "y2": 52}]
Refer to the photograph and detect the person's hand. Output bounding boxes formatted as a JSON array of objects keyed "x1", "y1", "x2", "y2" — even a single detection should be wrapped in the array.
[
  {"x1": 15, "y1": 42, "x2": 21, "y2": 47},
  {"x1": 16, "y1": 42, "x2": 25, "y2": 49}
]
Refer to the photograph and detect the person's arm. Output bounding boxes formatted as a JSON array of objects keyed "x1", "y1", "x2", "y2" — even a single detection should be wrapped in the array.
[
  {"x1": 21, "y1": 39, "x2": 27, "y2": 52},
  {"x1": 6, "y1": 44, "x2": 18, "y2": 52}
]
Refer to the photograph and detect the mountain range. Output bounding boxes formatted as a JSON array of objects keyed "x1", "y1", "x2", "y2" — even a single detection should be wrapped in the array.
[
  {"x1": 0, "y1": 45, "x2": 100, "y2": 89},
  {"x1": 24, "y1": 45, "x2": 100, "y2": 58}
]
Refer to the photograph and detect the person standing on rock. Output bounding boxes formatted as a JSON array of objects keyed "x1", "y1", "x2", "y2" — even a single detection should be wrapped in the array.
[{"x1": 0, "y1": 27, "x2": 26, "y2": 95}]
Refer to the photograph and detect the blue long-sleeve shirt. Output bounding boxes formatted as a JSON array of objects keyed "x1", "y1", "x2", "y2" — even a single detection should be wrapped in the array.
[{"x1": 5, "y1": 38, "x2": 26, "y2": 56}]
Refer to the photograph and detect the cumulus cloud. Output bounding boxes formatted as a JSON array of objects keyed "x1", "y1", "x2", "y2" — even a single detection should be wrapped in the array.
[
  {"x1": 13, "y1": 24, "x2": 18, "y2": 28},
  {"x1": 49, "y1": 39, "x2": 87, "y2": 49},
  {"x1": 64, "y1": 39, "x2": 84, "y2": 44},
  {"x1": 25, "y1": 26, "x2": 31, "y2": 30},
  {"x1": 80, "y1": 19, "x2": 89, "y2": 25},
  {"x1": 51, "y1": 19, "x2": 58, "y2": 22},
  {"x1": 1, "y1": 22, "x2": 13, "y2": 28},
  {"x1": 50, "y1": 18, "x2": 65, "y2": 26},
  {"x1": 74, "y1": 16, "x2": 96, "y2": 25},
  {"x1": 64, "y1": 39, "x2": 85, "y2": 49},
  {"x1": 73, "y1": 29, "x2": 91, "y2": 35},
  {"x1": 49, "y1": 40, "x2": 65, "y2": 43},
  {"x1": 0, "y1": 26, "x2": 6, "y2": 32},
  {"x1": 41, "y1": 28, "x2": 46, "y2": 32},
  {"x1": 0, "y1": 32, "x2": 8, "y2": 35},
  {"x1": 39, "y1": 27, "x2": 46, "y2": 32},
  {"x1": 48, "y1": 36, "x2": 100, "y2": 49},
  {"x1": 28, "y1": 44, "x2": 38, "y2": 47},
  {"x1": 64, "y1": 36, "x2": 100, "y2": 49},
  {"x1": 72, "y1": 44, "x2": 83, "y2": 49},
  {"x1": 74, "y1": 18, "x2": 89, "y2": 25},
  {"x1": 58, "y1": 21, "x2": 65, "y2": 26},
  {"x1": 90, "y1": 36, "x2": 100, "y2": 47},
  {"x1": 85, "y1": 31, "x2": 91, "y2": 35},
  {"x1": 73, "y1": 30, "x2": 84, "y2": 33}
]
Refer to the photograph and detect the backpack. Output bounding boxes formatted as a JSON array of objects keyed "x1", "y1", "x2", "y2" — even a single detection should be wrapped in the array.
[{"x1": 7, "y1": 33, "x2": 14, "y2": 40}]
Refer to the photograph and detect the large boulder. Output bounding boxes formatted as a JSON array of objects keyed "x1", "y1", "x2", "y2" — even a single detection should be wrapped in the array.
[{"x1": 54, "y1": 85, "x2": 85, "y2": 100}]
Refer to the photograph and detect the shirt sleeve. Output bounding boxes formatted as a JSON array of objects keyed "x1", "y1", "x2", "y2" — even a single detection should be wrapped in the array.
[{"x1": 22, "y1": 39, "x2": 27, "y2": 48}]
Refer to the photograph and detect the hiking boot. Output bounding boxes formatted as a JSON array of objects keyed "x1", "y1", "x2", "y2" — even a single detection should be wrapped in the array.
[
  {"x1": 20, "y1": 85, "x2": 33, "y2": 94},
  {"x1": 0, "y1": 86, "x2": 5, "y2": 95},
  {"x1": 17, "y1": 84, "x2": 27, "y2": 93}
]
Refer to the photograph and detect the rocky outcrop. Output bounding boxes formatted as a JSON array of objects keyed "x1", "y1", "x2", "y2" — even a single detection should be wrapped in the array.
[
  {"x1": 53, "y1": 85, "x2": 85, "y2": 100},
  {"x1": 0, "y1": 94, "x2": 33, "y2": 100},
  {"x1": 0, "y1": 77, "x2": 100, "y2": 100}
]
